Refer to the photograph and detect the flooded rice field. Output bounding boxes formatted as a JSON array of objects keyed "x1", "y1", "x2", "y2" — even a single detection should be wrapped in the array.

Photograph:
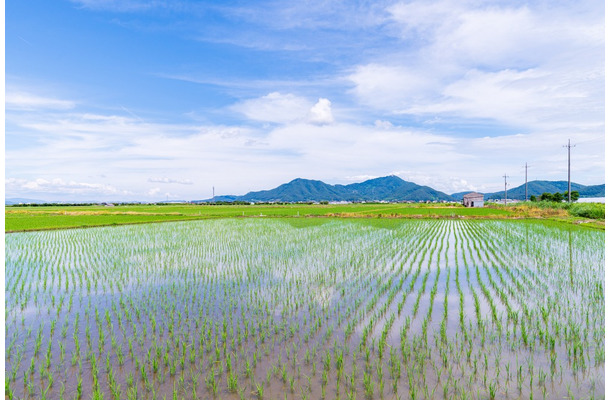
[{"x1": 5, "y1": 219, "x2": 605, "y2": 399}]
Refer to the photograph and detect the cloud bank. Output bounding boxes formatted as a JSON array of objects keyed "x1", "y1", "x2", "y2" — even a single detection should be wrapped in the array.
[{"x1": 6, "y1": 0, "x2": 604, "y2": 201}]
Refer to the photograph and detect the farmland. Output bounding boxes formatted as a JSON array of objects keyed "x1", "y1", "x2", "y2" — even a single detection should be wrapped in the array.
[
  {"x1": 5, "y1": 218, "x2": 604, "y2": 399},
  {"x1": 5, "y1": 203, "x2": 529, "y2": 232}
]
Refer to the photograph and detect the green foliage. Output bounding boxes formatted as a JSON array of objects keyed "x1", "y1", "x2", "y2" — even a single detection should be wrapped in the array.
[
  {"x1": 538, "y1": 191, "x2": 580, "y2": 203},
  {"x1": 568, "y1": 203, "x2": 605, "y2": 219},
  {"x1": 551, "y1": 192, "x2": 564, "y2": 202},
  {"x1": 540, "y1": 192, "x2": 553, "y2": 201}
]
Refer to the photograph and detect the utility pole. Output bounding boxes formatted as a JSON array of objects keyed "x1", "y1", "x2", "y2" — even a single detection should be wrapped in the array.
[
  {"x1": 212, "y1": 186, "x2": 215, "y2": 202},
  {"x1": 502, "y1": 174, "x2": 509, "y2": 206},
  {"x1": 563, "y1": 140, "x2": 575, "y2": 202},
  {"x1": 524, "y1": 162, "x2": 530, "y2": 201}
]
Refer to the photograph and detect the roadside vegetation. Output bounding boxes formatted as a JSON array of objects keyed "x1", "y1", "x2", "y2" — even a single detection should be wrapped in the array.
[{"x1": 486, "y1": 201, "x2": 604, "y2": 226}]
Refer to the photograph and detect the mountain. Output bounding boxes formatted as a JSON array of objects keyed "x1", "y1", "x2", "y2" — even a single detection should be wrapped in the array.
[
  {"x1": 343, "y1": 176, "x2": 453, "y2": 202},
  {"x1": 342, "y1": 176, "x2": 417, "y2": 201},
  {"x1": 205, "y1": 195, "x2": 239, "y2": 203},
  {"x1": 450, "y1": 181, "x2": 605, "y2": 201},
  {"x1": 449, "y1": 191, "x2": 472, "y2": 201},
  {"x1": 578, "y1": 184, "x2": 606, "y2": 198},
  {"x1": 484, "y1": 181, "x2": 605, "y2": 200},
  {"x1": 195, "y1": 176, "x2": 454, "y2": 203},
  {"x1": 242, "y1": 178, "x2": 348, "y2": 202}
]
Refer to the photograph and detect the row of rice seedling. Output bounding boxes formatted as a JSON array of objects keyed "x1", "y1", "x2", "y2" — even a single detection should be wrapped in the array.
[{"x1": 5, "y1": 218, "x2": 603, "y2": 399}]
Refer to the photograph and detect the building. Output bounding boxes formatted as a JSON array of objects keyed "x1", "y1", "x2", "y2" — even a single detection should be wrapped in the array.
[{"x1": 462, "y1": 192, "x2": 484, "y2": 207}]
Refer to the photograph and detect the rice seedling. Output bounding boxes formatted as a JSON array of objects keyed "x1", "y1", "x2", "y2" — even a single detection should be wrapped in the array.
[{"x1": 4, "y1": 218, "x2": 603, "y2": 399}]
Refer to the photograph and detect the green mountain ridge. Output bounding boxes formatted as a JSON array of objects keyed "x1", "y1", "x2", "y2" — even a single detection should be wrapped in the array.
[
  {"x1": 198, "y1": 176, "x2": 453, "y2": 203},
  {"x1": 198, "y1": 177, "x2": 604, "y2": 203}
]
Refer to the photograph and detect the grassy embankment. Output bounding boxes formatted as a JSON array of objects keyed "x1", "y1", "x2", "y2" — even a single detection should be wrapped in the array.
[
  {"x1": 5, "y1": 201, "x2": 603, "y2": 232},
  {"x1": 486, "y1": 201, "x2": 605, "y2": 230}
]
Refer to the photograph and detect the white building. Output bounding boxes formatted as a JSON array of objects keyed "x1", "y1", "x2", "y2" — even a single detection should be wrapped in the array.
[{"x1": 462, "y1": 192, "x2": 484, "y2": 207}]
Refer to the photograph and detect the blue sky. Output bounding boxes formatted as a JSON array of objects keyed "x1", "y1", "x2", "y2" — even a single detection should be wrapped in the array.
[{"x1": 6, "y1": 0, "x2": 604, "y2": 201}]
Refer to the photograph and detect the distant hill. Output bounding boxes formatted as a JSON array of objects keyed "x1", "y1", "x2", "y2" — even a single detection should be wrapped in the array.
[
  {"x1": 450, "y1": 181, "x2": 605, "y2": 201},
  {"x1": 195, "y1": 176, "x2": 454, "y2": 203},
  {"x1": 242, "y1": 178, "x2": 347, "y2": 202},
  {"x1": 204, "y1": 195, "x2": 239, "y2": 203},
  {"x1": 577, "y1": 184, "x2": 605, "y2": 198}
]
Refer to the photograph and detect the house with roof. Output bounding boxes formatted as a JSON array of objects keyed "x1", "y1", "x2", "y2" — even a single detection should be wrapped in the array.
[{"x1": 462, "y1": 192, "x2": 484, "y2": 207}]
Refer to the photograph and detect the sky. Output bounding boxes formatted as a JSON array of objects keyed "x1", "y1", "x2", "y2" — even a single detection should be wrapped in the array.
[{"x1": 5, "y1": 0, "x2": 605, "y2": 202}]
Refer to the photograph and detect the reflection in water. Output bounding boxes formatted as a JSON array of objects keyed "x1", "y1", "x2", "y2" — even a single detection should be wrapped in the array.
[{"x1": 3, "y1": 219, "x2": 605, "y2": 400}]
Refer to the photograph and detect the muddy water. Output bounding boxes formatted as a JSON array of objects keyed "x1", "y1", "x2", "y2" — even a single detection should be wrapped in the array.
[{"x1": 5, "y1": 219, "x2": 604, "y2": 399}]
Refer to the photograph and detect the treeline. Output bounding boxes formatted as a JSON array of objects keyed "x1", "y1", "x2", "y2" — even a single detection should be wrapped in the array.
[{"x1": 530, "y1": 191, "x2": 579, "y2": 202}]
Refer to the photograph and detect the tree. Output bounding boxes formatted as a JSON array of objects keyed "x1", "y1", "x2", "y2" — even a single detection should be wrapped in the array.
[
  {"x1": 530, "y1": 195, "x2": 537, "y2": 202},
  {"x1": 551, "y1": 192, "x2": 564, "y2": 202},
  {"x1": 564, "y1": 190, "x2": 579, "y2": 202},
  {"x1": 540, "y1": 192, "x2": 553, "y2": 201}
]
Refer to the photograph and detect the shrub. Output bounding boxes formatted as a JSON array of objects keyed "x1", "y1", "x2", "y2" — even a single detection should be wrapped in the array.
[{"x1": 568, "y1": 203, "x2": 605, "y2": 219}]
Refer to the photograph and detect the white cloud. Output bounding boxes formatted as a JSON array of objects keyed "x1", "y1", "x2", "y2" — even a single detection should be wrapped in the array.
[
  {"x1": 231, "y1": 92, "x2": 311, "y2": 124},
  {"x1": 6, "y1": 92, "x2": 75, "y2": 110},
  {"x1": 148, "y1": 187, "x2": 161, "y2": 196},
  {"x1": 148, "y1": 177, "x2": 194, "y2": 185},
  {"x1": 6, "y1": 178, "x2": 128, "y2": 196},
  {"x1": 348, "y1": 0, "x2": 604, "y2": 133},
  {"x1": 389, "y1": 171, "x2": 478, "y2": 193},
  {"x1": 70, "y1": 0, "x2": 168, "y2": 12},
  {"x1": 374, "y1": 120, "x2": 394, "y2": 129},
  {"x1": 5, "y1": 103, "x2": 604, "y2": 201},
  {"x1": 307, "y1": 98, "x2": 334, "y2": 125},
  {"x1": 348, "y1": 64, "x2": 436, "y2": 111},
  {"x1": 404, "y1": 67, "x2": 603, "y2": 129},
  {"x1": 231, "y1": 93, "x2": 336, "y2": 125},
  {"x1": 344, "y1": 174, "x2": 382, "y2": 182},
  {"x1": 388, "y1": 1, "x2": 602, "y2": 68}
]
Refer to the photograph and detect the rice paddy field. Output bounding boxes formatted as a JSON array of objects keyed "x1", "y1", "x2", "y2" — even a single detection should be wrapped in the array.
[
  {"x1": 5, "y1": 218, "x2": 604, "y2": 399},
  {"x1": 5, "y1": 203, "x2": 512, "y2": 232}
]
